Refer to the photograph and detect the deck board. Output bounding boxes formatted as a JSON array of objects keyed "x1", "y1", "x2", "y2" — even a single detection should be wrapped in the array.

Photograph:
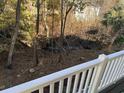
[{"x1": 100, "y1": 78, "x2": 124, "y2": 93}]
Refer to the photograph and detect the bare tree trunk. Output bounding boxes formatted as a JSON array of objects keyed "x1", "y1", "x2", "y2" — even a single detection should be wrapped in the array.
[
  {"x1": 33, "y1": 39, "x2": 38, "y2": 65},
  {"x1": 7, "y1": 0, "x2": 21, "y2": 69},
  {"x1": 108, "y1": 31, "x2": 120, "y2": 51},
  {"x1": 62, "y1": 5, "x2": 73, "y2": 36},
  {"x1": 51, "y1": 0, "x2": 54, "y2": 48},
  {"x1": 33, "y1": 0, "x2": 40, "y2": 65},
  {"x1": 45, "y1": 19, "x2": 50, "y2": 39},
  {"x1": 60, "y1": 0, "x2": 74, "y2": 44},
  {"x1": 36, "y1": 0, "x2": 40, "y2": 34},
  {"x1": 60, "y1": 0, "x2": 64, "y2": 43},
  {"x1": 43, "y1": 0, "x2": 50, "y2": 40}
]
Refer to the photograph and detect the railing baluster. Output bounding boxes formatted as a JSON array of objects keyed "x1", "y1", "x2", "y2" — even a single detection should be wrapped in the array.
[
  {"x1": 119, "y1": 58, "x2": 124, "y2": 77},
  {"x1": 83, "y1": 68, "x2": 93, "y2": 93},
  {"x1": 108, "y1": 58, "x2": 119, "y2": 83},
  {"x1": 59, "y1": 80, "x2": 64, "y2": 93},
  {"x1": 114, "y1": 57, "x2": 123, "y2": 80},
  {"x1": 107, "y1": 59, "x2": 116, "y2": 84},
  {"x1": 72, "y1": 73, "x2": 80, "y2": 93},
  {"x1": 78, "y1": 71, "x2": 86, "y2": 93},
  {"x1": 50, "y1": 83, "x2": 54, "y2": 93},
  {"x1": 90, "y1": 54, "x2": 108, "y2": 93},
  {"x1": 99, "y1": 61, "x2": 110, "y2": 88},
  {"x1": 88, "y1": 66, "x2": 98, "y2": 93},
  {"x1": 122, "y1": 62, "x2": 124, "y2": 75},
  {"x1": 39, "y1": 87, "x2": 43, "y2": 93},
  {"x1": 103, "y1": 60, "x2": 114, "y2": 86},
  {"x1": 66, "y1": 77, "x2": 72, "y2": 93}
]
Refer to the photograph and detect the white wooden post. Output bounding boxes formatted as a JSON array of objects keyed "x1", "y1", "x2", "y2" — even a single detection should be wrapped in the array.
[{"x1": 90, "y1": 54, "x2": 108, "y2": 93}]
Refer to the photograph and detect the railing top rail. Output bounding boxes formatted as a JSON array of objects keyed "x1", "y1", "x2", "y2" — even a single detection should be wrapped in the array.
[
  {"x1": 108, "y1": 50, "x2": 124, "y2": 59},
  {"x1": 1, "y1": 59, "x2": 101, "y2": 93},
  {"x1": 1, "y1": 50, "x2": 124, "y2": 93}
]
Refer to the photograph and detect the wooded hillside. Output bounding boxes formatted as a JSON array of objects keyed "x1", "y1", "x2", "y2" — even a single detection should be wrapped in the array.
[{"x1": 0, "y1": 0, "x2": 124, "y2": 90}]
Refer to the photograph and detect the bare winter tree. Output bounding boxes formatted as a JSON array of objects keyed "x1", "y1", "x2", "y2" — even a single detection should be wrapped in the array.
[
  {"x1": 60, "y1": 0, "x2": 75, "y2": 44},
  {"x1": 7, "y1": 0, "x2": 21, "y2": 69},
  {"x1": 60, "y1": 0, "x2": 90, "y2": 44},
  {"x1": 33, "y1": 0, "x2": 40, "y2": 65},
  {"x1": 42, "y1": 0, "x2": 50, "y2": 41},
  {"x1": 51, "y1": 0, "x2": 55, "y2": 45}
]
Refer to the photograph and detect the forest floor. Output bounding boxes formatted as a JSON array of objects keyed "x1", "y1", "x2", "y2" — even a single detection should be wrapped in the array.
[{"x1": 0, "y1": 35, "x2": 123, "y2": 90}]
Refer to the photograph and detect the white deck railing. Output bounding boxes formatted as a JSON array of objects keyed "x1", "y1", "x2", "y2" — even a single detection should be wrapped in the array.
[{"x1": 1, "y1": 50, "x2": 124, "y2": 93}]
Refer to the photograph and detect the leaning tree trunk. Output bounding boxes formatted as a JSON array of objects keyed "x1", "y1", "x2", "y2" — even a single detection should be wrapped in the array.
[
  {"x1": 7, "y1": 0, "x2": 21, "y2": 69},
  {"x1": 62, "y1": 5, "x2": 73, "y2": 37},
  {"x1": 108, "y1": 31, "x2": 120, "y2": 51}
]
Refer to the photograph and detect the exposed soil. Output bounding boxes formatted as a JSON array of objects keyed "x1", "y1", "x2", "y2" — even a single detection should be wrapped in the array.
[{"x1": 0, "y1": 35, "x2": 123, "y2": 90}]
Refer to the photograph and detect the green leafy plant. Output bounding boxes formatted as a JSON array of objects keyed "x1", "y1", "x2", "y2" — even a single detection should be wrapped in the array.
[
  {"x1": 101, "y1": 3, "x2": 124, "y2": 50},
  {"x1": 115, "y1": 35, "x2": 124, "y2": 45},
  {"x1": 102, "y1": 5, "x2": 124, "y2": 31}
]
